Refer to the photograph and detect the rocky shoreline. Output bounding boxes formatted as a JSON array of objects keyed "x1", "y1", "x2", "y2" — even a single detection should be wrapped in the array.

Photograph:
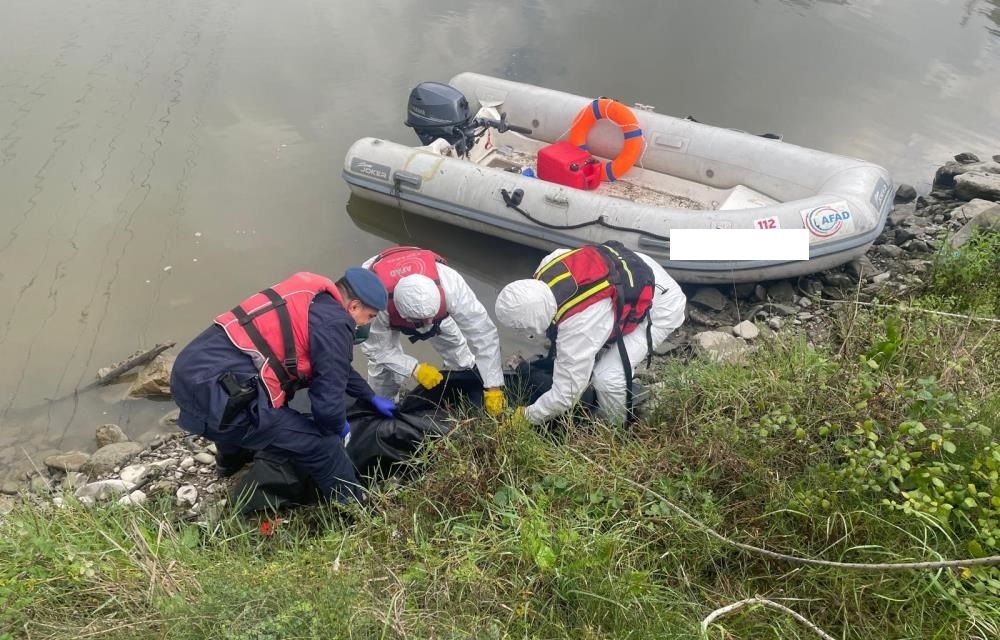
[{"x1": 1, "y1": 153, "x2": 997, "y2": 522}]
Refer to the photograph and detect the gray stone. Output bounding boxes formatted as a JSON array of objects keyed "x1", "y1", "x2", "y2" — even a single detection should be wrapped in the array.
[
  {"x1": 158, "y1": 409, "x2": 181, "y2": 429},
  {"x1": 207, "y1": 443, "x2": 218, "y2": 455},
  {"x1": 689, "y1": 287, "x2": 729, "y2": 312},
  {"x1": 75, "y1": 479, "x2": 131, "y2": 501},
  {"x1": 30, "y1": 476, "x2": 51, "y2": 495},
  {"x1": 846, "y1": 256, "x2": 877, "y2": 281},
  {"x1": 766, "y1": 280, "x2": 796, "y2": 304},
  {"x1": 767, "y1": 317, "x2": 784, "y2": 331},
  {"x1": 954, "y1": 152, "x2": 981, "y2": 164},
  {"x1": 150, "y1": 458, "x2": 179, "y2": 472},
  {"x1": 117, "y1": 490, "x2": 147, "y2": 506},
  {"x1": 0, "y1": 495, "x2": 17, "y2": 514},
  {"x1": 933, "y1": 161, "x2": 966, "y2": 188},
  {"x1": 732, "y1": 320, "x2": 760, "y2": 340},
  {"x1": 179, "y1": 456, "x2": 196, "y2": 471},
  {"x1": 176, "y1": 484, "x2": 198, "y2": 507},
  {"x1": 81, "y1": 442, "x2": 144, "y2": 476},
  {"x1": 872, "y1": 272, "x2": 892, "y2": 284},
  {"x1": 96, "y1": 424, "x2": 128, "y2": 448},
  {"x1": 932, "y1": 214, "x2": 947, "y2": 224},
  {"x1": 62, "y1": 472, "x2": 89, "y2": 491},
  {"x1": 127, "y1": 355, "x2": 174, "y2": 399},
  {"x1": 799, "y1": 278, "x2": 823, "y2": 297},
  {"x1": 905, "y1": 239, "x2": 930, "y2": 253},
  {"x1": 147, "y1": 480, "x2": 179, "y2": 498},
  {"x1": 949, "y1": 207, "x2": 1000, "y2": 248},
  {"x1": 692, "y1": 331, "x2": 751, "y2": 363},
  {"x1": 688, "y1": 307, "x2": 720, "y2": 327},
  {"x1": 888, "y1": 204, "x2": 916, "y2": 227},
  {"x1": 119, "y1": 464, "x2": 150, "y2": 487},
  {"x1": 904, "y1": 260, "x2": 932, "y2": 275},
  {"x1": 820, "y1": 272, "x2": 854, "y2": 288},
  {"x1": 895, "y1": 228, "x2": 916, "y2": 244},
  {"x1": 952, "y1": 199, "x2": 999, "y2": 224},
  {"x1": 0, "y1": 480, "x2": 21, "y2": 495},
  {"x1": 194, "y1": 452, "x2": 216, "y2": 465},
  {"x1": 748, "y1": 302, "x2": 799, "y2": 318},
  {"x1": 894, "y1": 184, "x2": 917, "y2": 203},
  {"x1": 43, "y1": 451, "x2": 91, "y2": 473},
  {"x1": 955, "y1": 172, "x2": 1000, "y2": 202},
  {"x1": 796, "y1": 296, "x2": 813, "y2": 308},
  {"x1": 822, "y1": 286, "x2": 846, "y2": 300}
]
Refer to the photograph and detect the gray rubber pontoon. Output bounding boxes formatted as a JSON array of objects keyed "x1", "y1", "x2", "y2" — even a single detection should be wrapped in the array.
[{"x1": 343, "y1": 72, "x2": 893, "y2": 284}]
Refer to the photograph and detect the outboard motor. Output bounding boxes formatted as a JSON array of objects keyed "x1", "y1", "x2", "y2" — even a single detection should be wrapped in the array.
[{"x1": 404, "y1": 82, "x2": 477, "y2": 156}]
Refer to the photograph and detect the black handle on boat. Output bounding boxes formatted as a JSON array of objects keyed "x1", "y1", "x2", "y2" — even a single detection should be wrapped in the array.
[{"x1": 475, "y1": 112, "x2": 533, "y2": 135}]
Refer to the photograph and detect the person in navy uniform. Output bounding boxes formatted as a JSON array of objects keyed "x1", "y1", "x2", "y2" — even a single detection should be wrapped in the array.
[{"x1": 169, "y1": 268, "x2": 396, "y2": 503}]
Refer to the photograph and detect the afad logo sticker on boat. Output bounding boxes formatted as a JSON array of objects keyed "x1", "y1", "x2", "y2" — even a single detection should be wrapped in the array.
[{"x1": 800, "y1": 201, "x2": 854, "y2": 239}]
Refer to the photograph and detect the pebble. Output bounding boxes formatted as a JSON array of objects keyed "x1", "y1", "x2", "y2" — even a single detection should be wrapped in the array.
[
  {"x1": 767, "y1": 317, "x2": 783, "y2": 331},
  {"x1": 732, "y1": 320, "x2": 760, "y2": 340},
  {"x1": 194, "y1": 452, "x2": 216, "y2": 465},
  {"x1": 176, "y1": 485, "x2": 198, "y2": 507},
  {"x1": 179, "y1": 456, "x2": 195, "y2": 471}
]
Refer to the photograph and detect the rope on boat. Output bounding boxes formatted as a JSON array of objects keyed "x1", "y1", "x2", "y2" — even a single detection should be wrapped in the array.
[{"x1": 500, "y1": 188, "x2": 672, "y2": 242}]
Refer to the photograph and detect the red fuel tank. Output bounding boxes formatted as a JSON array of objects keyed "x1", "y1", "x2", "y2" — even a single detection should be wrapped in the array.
[{"x1": 535, "y1": 141, "x2": 601, "y2": 190}]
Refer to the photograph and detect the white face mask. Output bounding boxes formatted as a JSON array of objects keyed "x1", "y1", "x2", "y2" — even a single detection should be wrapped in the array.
[{"x1": 413, "y1": 322, "x2": 435, "y2": 334}]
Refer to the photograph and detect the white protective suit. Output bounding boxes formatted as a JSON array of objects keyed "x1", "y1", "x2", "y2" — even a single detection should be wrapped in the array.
[
  {"x1": 361, "y1": 256, "x2": 505, "y2": 398},
  {"x1": 495, "y1": 249, "x2": 686, "y2": 425}
]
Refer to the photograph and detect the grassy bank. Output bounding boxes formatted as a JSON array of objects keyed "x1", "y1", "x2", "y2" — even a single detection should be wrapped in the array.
[{"x1": 2, "y1": 235, "x2": 998, "y2": 639}]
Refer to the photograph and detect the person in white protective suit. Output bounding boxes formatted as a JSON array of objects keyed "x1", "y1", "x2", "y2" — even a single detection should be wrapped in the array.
[
  {"x1": 494, "y1": 241, "x2": 686, "y2": 425},
  {"x1": 361, "y1": 246, "x2": 506, "y2": 416}
]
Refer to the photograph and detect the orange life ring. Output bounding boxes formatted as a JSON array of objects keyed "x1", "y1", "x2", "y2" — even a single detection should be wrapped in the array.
[{"x1": 568, "y1": 98, "x2": 643, "y2": 182}]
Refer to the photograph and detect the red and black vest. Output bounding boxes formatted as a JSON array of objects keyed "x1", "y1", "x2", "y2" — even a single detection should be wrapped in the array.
[
  {"x1": 215, "y1": 272, "x2": 343, "y2": 408},
  {"x1": 534, "y1": 241, "x2": 655, "y2": 344},
  {"x1": 369, "y1": 246, "x2": 449, "y2": 342}
]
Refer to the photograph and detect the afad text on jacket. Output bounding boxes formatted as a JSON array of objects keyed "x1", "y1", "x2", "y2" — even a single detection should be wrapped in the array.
[{"x1": 369, "y1": 246, "x2": 449, "y2": 341}]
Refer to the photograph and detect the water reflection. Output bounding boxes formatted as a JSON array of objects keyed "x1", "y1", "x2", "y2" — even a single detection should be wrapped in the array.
[{"x1": 345, "y1": 195, "x2": 545, "y2": 289}]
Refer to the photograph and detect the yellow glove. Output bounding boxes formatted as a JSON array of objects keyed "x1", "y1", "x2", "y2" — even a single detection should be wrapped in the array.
[
  {"x1": 483, "y1": 388, "x2": 506, "y2": 416},
  {"x1": 413, "y1": 362, "x2": 444, "y2": 389}
]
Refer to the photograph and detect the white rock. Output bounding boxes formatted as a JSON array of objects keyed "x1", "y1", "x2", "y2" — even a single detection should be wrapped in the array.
[
  {"x1": 119, "y1": 464, "x2": 149, "y2": 487},
  {"x1": 693, "y1": 331, "x2": 751, "y2": 363},
  {"x1": 77, "y1": 496, "x2": 96, "y2": 507},
  {"x1": 118, "y1": 490, "x2": 147, "y2": 506},
  {"x1": 207, "y1": 443, "x2": 218, "y2": 455},
  {"x1": 768, "y1": 317, "x2": 784, "y2": 331},
  {"x1": 151, "y1": 458, "x2": 179, "y2": 472},
  {"x1": 179, "y1": 456, "x2": 195, "y2": 470},
  {"x1": 731, "y1": 320, "x2": 760, "y2": 340},
  {"x1": 76, "y1": 479, "x2": 131, "y2": 501},
  {"x1": 194, "y1": 452, "x2": 216, "y2": 465},
  {"x1": 176, "y1": 485, "x2": 198, "y2": 507}
]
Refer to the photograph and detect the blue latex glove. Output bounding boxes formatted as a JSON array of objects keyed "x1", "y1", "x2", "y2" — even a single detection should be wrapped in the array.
[
  {"x1": 339, "y1": 420, "x2": 351, "y2": 443},
  {"x1": 370, "y1": 395, "x2": 397, "y2": 418}
]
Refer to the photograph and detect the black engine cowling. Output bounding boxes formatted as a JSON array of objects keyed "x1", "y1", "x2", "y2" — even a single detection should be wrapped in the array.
[{"x1": 404, "y1": 82, "x2": 477, "y2": 154}]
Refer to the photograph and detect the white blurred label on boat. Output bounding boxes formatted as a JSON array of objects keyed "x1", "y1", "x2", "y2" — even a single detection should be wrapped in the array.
[{"x1": 669, "y1": 229, "x2": 809, "y2": 261}]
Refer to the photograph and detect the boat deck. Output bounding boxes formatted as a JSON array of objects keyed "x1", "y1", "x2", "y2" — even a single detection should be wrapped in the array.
[{"x1": 487, "y1": 147, "x2": 712, "y2": 211}]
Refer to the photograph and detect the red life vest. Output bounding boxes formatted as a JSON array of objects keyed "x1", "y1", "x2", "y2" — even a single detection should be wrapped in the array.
[
  {"x1": 369, "y1": 246, "x2": 449, "y2": 340},
  {"x1": 534, "y1": 241, "x2": 655, "y2": 343},
  {"x1": 214, "y1": 272, "x2": 343, "y2": 408}
]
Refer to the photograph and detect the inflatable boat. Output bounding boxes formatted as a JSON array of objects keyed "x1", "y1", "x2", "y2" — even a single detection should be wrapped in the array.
[{"x1": 342, "y1": 72, "x2": 893, "y2": 284}]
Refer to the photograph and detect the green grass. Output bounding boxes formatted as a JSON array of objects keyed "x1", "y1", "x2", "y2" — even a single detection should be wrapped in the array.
[{"x1": 2, "y1": 238, "x2": 999, "y2": 639}]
